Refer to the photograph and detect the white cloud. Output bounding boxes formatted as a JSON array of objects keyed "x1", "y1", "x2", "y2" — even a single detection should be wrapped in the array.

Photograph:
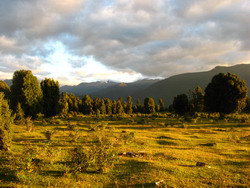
[{"x1": 0, "y1": 0, "x2": 249, "y2": 84}]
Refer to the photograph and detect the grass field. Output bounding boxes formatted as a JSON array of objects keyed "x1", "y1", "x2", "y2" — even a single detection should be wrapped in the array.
[{"x1": 0, "y1": 113, "x2": 249, "y2": 187}]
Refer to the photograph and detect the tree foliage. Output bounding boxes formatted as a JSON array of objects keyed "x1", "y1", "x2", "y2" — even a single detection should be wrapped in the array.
[
  {"x1": 204, "y1": 72, "x2": 248, "y2": 114},
  {"x1": 190, "y1": 86, "x2": 205, "y2": 113},
  {"x1": 10, "y1": 70, "x2": 43, "y2": 118},
  {"x1": 173, "y1": 94, "x2": 189, "y2": 115},
  {"x1": 0, "y1": 80, "x2": 10, "y2": 100},
  {"x1": 144, "y1": 97, "x2": 155, "y2": 114},
  {"x1": 41, "y1": 78, "x2": 60, "y2": 117},
  {"x1": 0, "y1": 93, "x2": 13, "y2": 150},
  {"x1": 81, "y1": 95, "x2": 93, "y2": 115}
]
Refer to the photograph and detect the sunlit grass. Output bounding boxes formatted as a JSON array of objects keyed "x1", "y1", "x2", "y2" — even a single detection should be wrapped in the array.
[{"x1": 0, "y1": 113, "x2": 249, "y2": 187}]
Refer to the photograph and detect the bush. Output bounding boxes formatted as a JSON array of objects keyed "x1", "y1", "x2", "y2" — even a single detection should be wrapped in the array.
[
  {"x1": 118, "y1": 132, "x2": 135, "y2": 144},
  {"x1": 0, "y1": 93, "x2": 13, "y2": 151},
  {"x1": 67, "y1": 130, "x2": 117, "y2": 173}
]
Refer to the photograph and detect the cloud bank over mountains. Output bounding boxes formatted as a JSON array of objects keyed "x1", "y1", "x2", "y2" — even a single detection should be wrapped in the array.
[{"x1": 0, "y1": 0, "x2": 249, "y2": 84}]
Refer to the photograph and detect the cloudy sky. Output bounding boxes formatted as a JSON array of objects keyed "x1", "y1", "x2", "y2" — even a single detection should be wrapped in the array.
[{"x1": 0, "y1": 0, "x2": 249, "y2": 85}]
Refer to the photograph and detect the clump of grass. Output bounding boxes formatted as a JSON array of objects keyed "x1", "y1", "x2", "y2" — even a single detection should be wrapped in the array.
[
  {"x1": 118, "y1": 131, "x2": 135, "y2": 144},
  {"x1": 67, "y1": 122, "x2": 77, "y2": 131},
  {"x1": 228, "y1": 132, "x2": 241, "y2": 143},
  {"x1": 43, "y1": 130, "x2": 56, "y2": 141},
  {"x1": 89, "y1": 122, "x2": 108, "y2": 131},
  {"x1": 68, "y1": 130, "x2": 81, "y2": 142},
  {"x1": 24, "y1": 117, "x2": 34, "y2": 132}
]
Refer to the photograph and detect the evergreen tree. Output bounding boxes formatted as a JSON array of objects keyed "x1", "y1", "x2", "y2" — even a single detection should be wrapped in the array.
[
  {"x1": 144, "y1": 97, "x2": 155, "y2": 114},
  {"x1": 116, "y1": 100, "x2": 124, "y2": 115},
  {"x1": 159, "y1": 98, "x2": 165, "y2": 112},
  {"x1": 173, "y1": 94, "x2": 189, "y2": 115},
  {"x1": 190, "y1": 86, "x2": 205, "y2": 113},
  {"x1": 59, "y1": 93, "x2": 69, "y2": 116},
  {"x1": 41, "y1": 78, "x2": 60, "y2": 117},
  {"x1": 111, "y1": 100, "x2": 117, "y2": 114},
  {"x1": 100, "y1": 100, "x2": 106, "y2": 114},
  {"x1": 104, "y1": 98, "x2": 112, "y2": 115},
  {"x1": 0, "y1": 93, "x2": 13, "y2": 150},
  {"x1": 126, "y1": 96, "x2": 133, "y2": 114},
  {"x1": 0, "y1": 80, "x2": 10, "y2": 100},
  {"x1": 10, "y1": 70, "x2": 43, "y2": 118},
  {"x1": 81, "y1": 95, "x2": 93, "y2": 115},
  {"x1": 204, "y1": 73, "x2": 248, "y2": 114},
  {"x1": 67, "y1": 94, "x2": 81, "y2": 112},
  {"x1": 135, "y1": 99, "x2": 143, "y2": 113},
  {"x1": 93, "y1": 98, "x2": 102, "y2": 115}
]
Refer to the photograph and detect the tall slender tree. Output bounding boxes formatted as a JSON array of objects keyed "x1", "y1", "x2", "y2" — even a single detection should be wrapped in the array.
[
  {"x1": 159, "y1": 98, "x2": 165, "y2": 112},
  {"x1": 190, "y1": 86, "x2": 205, "y2": 113},
  {"x1": 144, "y1": 97, "x2": 155, "y2": 114},
  {"x1": 126, "y1": 96, "x2": 133, "y2": 114},
  {"x1": 173, "y1": 94, "x2": 189, "y2": 115},
  {"x1": 81, "y1": 95, "x2": 93, "y2": 115},
  {"x1": 41, "y1": 78, "x2": 60, "y2": 117}
]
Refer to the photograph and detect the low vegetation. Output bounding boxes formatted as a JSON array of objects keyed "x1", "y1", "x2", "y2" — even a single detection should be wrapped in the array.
[{"x1": 0, "y1": 113, "x2": 249, "y2": 187}]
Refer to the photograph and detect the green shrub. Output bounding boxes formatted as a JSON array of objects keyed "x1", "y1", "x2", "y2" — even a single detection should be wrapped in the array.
[
  {"x1": 0, "y1": 93, "x2": 13, "y2": 151},
  {"x1": 67, "y1": 130, "x2": 117, "y2": 173},
  {"x1": 118, "y1": 132, "x2": 135, "y2": 144}
]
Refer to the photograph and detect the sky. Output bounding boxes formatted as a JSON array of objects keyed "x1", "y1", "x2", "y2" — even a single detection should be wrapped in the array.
[{"x1": 0, "y1": 0, "x2": 250, "y2": 85}]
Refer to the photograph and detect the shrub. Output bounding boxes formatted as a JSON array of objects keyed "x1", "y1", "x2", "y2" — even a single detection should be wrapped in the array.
[
  {"x1": 67, "y1": 130, "x2": 117, "y2": 173},
  {"x1": 118, "y1": 132, "x2": 135, "y2": 144},
  {"x1": 0, "y1": 93, "x2": 13, "y2": 151}
]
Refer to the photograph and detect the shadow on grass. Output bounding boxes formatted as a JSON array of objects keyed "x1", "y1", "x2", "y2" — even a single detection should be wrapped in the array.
[
  {"x1": 157, "y1": 136, "x2": 176, "y2": 140},
  {"x1": 157, "y1": 140, "x2": 177, "y2": 146},
  {"x1": 116, "y1": 126, "x2": 156, "y2": 130},
  {"x1": 0, "y1": 154, "x2": 18, "y2": 184},
  {"x1": 225, "y1": 160, "x2": 250, "y2": 168},
  {"x1": 40, "y1": 170, "x2": 65, "y2": 177},
  {"x1": 109, "y1": 160, "x2": 153, "y2": 187},
  {"x1": 189, "y1": 123, "x2": 250, "y2": 129}
]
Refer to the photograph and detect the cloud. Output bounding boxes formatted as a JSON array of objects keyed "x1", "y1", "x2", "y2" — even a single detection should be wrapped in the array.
[{"x1": 0, "y1": 0, "x2": 249, "y2": 84}]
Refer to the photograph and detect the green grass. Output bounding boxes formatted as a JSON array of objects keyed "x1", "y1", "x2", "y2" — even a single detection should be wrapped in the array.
[{"x1": 0, "y1": 114, "x2": 249, "y2": 187}]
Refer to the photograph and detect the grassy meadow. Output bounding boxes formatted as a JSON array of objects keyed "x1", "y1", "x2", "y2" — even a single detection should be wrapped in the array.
[{"x1": 0, "y1": 113, "x2": 249, "y2": 187}]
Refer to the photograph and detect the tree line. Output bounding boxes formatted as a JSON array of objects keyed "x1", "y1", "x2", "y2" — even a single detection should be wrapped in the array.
[
  {"x1": 0, "y1": 70, "x2": 249, "y2": 121},
  {"x1": 0, "y1": 70, "x2": 249, "y2": 151}
]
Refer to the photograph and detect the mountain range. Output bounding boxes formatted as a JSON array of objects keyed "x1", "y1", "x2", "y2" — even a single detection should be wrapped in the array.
[{"x1": 3, "y1": 63, "x2": 250, "y2": 106}]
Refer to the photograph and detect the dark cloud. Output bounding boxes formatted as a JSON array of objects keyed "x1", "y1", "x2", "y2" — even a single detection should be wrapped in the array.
[{"x1": 0, "y1": 0, "x2": 249, "y2": 83}]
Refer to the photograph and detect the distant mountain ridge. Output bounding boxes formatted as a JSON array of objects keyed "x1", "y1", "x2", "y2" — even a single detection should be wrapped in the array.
[
  {"x1": 90, "y1": 79, "x2": 160, "y2": 100},
  {"x1": 135, "y1": 63, "x2": 250, "y2": 105},
  {"x1": 2, "y1": 64, "x2": 250, "y2": 106},
  {"x1": 60, "y1": 81, "x2": 118, "y2": 97}
]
